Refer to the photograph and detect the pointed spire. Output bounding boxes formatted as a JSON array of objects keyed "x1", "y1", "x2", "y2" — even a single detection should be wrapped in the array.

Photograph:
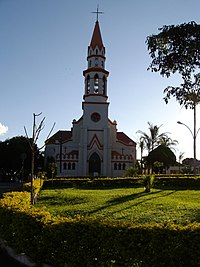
[{"x1": 90, "y1": 21, "x2": 104, "y2": 50}]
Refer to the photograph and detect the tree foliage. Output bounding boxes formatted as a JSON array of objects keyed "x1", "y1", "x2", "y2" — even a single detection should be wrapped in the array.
[
  {"x1": 147, "y1": 21, "x2": 200, "y2": 77},
  {"x1": 146, "y1": 21, "x2": 200, "y2": 109},
  {"x1": 0, "y1": 136, "x2": 43, "y2": 181},
  {"x1": 137, "y1": 122, "x2": 178, "y2": 154},
  {"x1": 147, "y1": 145, "x2": 176, "y2": 172}
]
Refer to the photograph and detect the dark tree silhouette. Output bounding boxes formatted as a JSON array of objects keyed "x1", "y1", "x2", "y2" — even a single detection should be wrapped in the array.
[
  {"x1": 146, "y1": 22, "x2": 200, "y2": 173},
  {"x1": 147, "y1": 145, "x2": 176, "y2": 173}
]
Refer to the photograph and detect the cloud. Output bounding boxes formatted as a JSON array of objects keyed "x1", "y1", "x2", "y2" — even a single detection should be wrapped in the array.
[{"x1": 0, "y1": 123, "x2": 8, "y2": 135}]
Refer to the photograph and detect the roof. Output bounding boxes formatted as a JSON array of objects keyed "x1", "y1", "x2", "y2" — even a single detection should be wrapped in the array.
[
  {"x1": 45, "y1": 130, "x2": 72, "y2": 145},
  {"x1": 116, "y1": 132, "x2": 136, "y2": 146},
  {"x1": 90, "y1": 21, "x2": 104, "y2": 50}
]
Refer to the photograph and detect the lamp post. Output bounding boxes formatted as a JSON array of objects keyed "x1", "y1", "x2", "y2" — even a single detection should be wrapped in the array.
[
  {"x1": 59, "y1": 132, "x2": 63, "y2": 175},
  {"x1": 177, "y1": 120, "x2": 200, "y2": 175}
]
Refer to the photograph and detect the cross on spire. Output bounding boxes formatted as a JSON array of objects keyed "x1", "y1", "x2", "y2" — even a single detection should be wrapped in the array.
[{"x1": 92, "y1": 5, "x2": 104, "y2": 21}]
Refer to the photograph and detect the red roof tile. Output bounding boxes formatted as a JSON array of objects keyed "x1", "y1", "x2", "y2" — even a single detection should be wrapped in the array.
[
  {"x1": 45, "y1": 130, "x2": 72, "y2": 145},
  {"x1": 116, "y1": 132, "x2": 136, "y2": 146}
]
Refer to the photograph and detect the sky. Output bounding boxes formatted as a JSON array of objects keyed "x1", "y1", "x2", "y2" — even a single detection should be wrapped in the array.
[{"x1": 1, "y1": 0, "x2": 200, "y2": 161}]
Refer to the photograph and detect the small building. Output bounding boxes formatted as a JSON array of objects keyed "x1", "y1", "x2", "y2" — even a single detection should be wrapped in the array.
[{"x1": 45, "y1": 18, "x2": 136, "y2": 177}]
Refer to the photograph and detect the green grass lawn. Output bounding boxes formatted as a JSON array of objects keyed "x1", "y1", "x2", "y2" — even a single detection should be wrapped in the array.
[{"x1": 36, "y1": 186, "x2": 200, "y2": 225}]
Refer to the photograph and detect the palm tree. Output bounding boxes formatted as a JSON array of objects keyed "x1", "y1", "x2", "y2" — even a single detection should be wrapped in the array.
[
  {"x1": 138, "y1": 137, "x2": 145, "y2": 162},
  {"x1": 158, "y1": 136, "x2": 178, "y2": 151},
  {"x1": 137, "y1": 122, "x2": 171, "y2": 154},
  {"x1": 137, "y1": 122, "x2": 178, "y2": 175}
]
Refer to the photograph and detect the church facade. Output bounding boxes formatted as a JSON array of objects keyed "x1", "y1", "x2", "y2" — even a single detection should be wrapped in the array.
[{"x1": 44, "y1": 19, "x2": 136, "y2": 177}]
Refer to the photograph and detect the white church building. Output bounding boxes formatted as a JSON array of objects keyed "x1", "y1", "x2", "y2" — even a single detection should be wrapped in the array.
[{"x1": 44, "y1": 17, "x2": 136, "y2": 177}]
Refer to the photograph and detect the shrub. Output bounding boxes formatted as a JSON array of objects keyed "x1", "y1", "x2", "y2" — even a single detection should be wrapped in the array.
[
  {"x1": 124, "y1": 167, "x2": 138, "y2": 177},
  {"x1": 0, "y1": 178, "x2": 200, "y2": 266}
]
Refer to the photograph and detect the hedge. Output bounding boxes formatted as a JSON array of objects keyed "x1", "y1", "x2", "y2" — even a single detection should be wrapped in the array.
[
  {"x1": 43, "y1": 176, "x2": 200, "y2": 190},
  {"x1": 0, "y1": 187, "x2": 200, "y2": 266}
]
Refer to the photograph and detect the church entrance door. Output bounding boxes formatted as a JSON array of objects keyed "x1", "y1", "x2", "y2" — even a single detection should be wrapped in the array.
[{"x1": 89, "y1": 152, "x2": 101, "y2": 176}]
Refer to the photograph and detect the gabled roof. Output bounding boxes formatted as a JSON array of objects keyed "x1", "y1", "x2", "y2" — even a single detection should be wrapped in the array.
[
  {"x1": 90, "y1": 21, "x2": 104, "y2": 50},
  {"x1": 45, "y1": 130, "x2": 72, "y2": 145},
  {"x1": 116, "y1": 132, "x2": 136, "y2": 146}
]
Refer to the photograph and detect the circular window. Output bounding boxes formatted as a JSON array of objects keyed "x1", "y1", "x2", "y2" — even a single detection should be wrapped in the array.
[{"x1": 91, "y1": 112, "x2": 101, "y2": 122}]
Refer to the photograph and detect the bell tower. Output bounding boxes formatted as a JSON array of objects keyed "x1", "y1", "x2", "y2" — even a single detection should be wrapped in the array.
[
  {"x1": 83, "y1": 19, "x2": 109, "y2": 101},
  {"x1": 79, "y1": 13, "x2": 112, "y2": 176},
  {"x1": 82, "y1": 12, "x2": 110, "y2": 129}
]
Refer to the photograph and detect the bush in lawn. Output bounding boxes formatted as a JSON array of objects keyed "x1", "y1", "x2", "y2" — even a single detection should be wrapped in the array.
[
  {"x1": 23, "y1": 178, "x2": 44, "y2": 200},
  {"x1": 124, "y1": 167, "x2": 138, "y2": 177}
]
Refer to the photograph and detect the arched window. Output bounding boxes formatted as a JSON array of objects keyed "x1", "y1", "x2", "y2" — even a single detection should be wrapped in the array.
[
  {"x1": 96, "y1": 49, "x2": 98, "y2": 55},
  {"x1": 89, "y1": 60, "x2": 91, "y2": 67},
  {"x1": 86, "y1": 75, "x2": 90, "y2": 94},
  {"x1": 63, "y1": 163, "x2": 67, "y2": 170},
  {"x1": 68, "y1": 162, "x2": 71, "y2": 170},
  {"x1": 114, "y1": 163, "x2": 117, "y2": 170},
  {"x1": 118, "y1": 163, "x2": 121, "y2": 170},
  {"x1": 123, "y1": 163, "x2": 126, "y2": 170},
  {"x1": 72, "y1": 163, "x2": 75, "y2": 170},
  {"x1": 94, "y1": 74, "x2": 99, "y2": 94}
]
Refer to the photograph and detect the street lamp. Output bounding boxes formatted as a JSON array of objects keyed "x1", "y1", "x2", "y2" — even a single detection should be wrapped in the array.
[
  {"x1": 177, "y1": 121, "x2": 200, "y2": 174},
  {"x1": 59, "y1": 132, "x2": 63, "y2": 175}
]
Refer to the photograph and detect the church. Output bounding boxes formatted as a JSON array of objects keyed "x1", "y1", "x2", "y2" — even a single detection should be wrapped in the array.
[{"x1": 44, "y1": 16, "x2": 137, "y2": 177}]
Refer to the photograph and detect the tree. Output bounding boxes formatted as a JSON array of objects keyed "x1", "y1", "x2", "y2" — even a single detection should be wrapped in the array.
[
  {"x1": 137, "y1": 122, "x2": 177, "y2": 154},
  {"x1": 24, "y1": 112, "x2": 55, "y2": 205},
  {"x1": 159, "y1": 136, "x2": 178, "y2": 152},
  {"x1": 146, "y1": 21, "x2": 200, "y2": 172},
  {"x1": 146, "y1": 21, "x2": 200, "y2": 107},
  {"x1": 146, "y1": 21, "x2": 200, "y2": 80},
  {"x1": 147, "y1": 145, "x2": 176, "y2": 173},
  {"x1": 0, "y1": 136, "x2": 42, "y2": 181},
  {"x1": 182, "y1": 158, "x2": 194, "y2": 166}
]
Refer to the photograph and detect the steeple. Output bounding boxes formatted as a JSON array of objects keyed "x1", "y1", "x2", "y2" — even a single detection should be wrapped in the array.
[
  {"x1": 83, "y1": 19, "x2": 109, "y2": 101},
  {"x1": 90, "y1": 21, "x2": 104, "y2": 50}
]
